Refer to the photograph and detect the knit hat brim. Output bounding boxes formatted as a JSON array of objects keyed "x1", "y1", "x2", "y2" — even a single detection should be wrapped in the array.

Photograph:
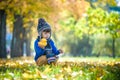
[{"x1": 38, "y1": 27, "x2": 51, "y2": 40}]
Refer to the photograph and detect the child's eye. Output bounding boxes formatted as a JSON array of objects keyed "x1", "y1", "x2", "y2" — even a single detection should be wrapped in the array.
[
  {"x1": 43, "y1": 29, "x2": 51, "y2": 32},
  {"x1": 45, "y1": 32, "x2": 49, "y2": 34}
]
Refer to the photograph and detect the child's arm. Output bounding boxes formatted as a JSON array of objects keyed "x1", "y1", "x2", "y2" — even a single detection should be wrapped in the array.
[
  {"x1": 50, "y1": 40, "x2": 61, "y2": 55},
  {"x1": 34, "y1": 40, "x2": 45, "y2": 61},
  {"x1": 58, "y1": 49, "x2": 63, "y2": 53}
]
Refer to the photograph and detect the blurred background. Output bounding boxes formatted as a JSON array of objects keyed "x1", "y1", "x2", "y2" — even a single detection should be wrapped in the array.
[{"x1": 0, "y1": 0, "x2": 120, "y2": 59}]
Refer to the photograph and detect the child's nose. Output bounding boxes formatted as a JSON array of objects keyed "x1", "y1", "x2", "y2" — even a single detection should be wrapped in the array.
[{"x1": 47, "y1": 34, "x2": 50, "y2": 36}]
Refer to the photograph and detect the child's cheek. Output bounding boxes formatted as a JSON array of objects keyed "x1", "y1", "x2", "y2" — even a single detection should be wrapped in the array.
[{"x1": 47, "y1": 34, "x2": 50, "y2": 37}]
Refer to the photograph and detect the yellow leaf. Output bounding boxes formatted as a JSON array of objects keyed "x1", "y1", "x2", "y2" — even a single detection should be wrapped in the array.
[
  {"x1": 97, "y1": 77, "x2": 101, "y2": 80},
  {"x1": 55, "y1": 74, "x2": 64, "y2": 80},
  {"x1": 35, "y1": 68, "x2": 47, "y2": 79},
  {"x1": 35, "y1": 68, "x2": 41, "y2": 76},
  {"x1": 63, "y1": 66, "x2": 72, "y2": 73},
  {"x1": 22, "y1": 73, "x2": 33, "y2": 79},
  {"x1": 43, "y1": 65, "x2": 52, "y2": 74},
  {"x1": 71, "y1": 72, "x2": 79, "y2": 77},
  {"x1": 41, "y1": 38, "x2": 47, "y2": 42}
]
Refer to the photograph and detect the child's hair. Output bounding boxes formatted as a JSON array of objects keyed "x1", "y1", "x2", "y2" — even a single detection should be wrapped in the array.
[{"x1": 43, "y1": 29, "x2": 51, "y2": 32}]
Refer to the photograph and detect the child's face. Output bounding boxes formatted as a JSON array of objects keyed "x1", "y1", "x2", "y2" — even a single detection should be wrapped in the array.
[{"x1": 41, "y1": 30, "x2": 50, "y2": 39}]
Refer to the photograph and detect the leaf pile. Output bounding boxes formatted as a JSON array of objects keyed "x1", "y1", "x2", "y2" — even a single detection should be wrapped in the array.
[{"x1": 0, "y1": 57, "x2": 120, "y2": 80}]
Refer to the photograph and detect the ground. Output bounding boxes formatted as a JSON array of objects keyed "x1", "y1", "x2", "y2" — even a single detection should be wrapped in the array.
[{"x1": 0, "y1": 57, "x2": 120, "y2": 80}]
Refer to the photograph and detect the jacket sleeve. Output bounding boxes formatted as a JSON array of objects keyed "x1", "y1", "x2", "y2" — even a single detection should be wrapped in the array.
[
  {"x1": 34, "y1": 40, "x2": 45, "y2": 61},
  {"x1": 50, "y1": 40, "x2": 60, "y2": 55}
]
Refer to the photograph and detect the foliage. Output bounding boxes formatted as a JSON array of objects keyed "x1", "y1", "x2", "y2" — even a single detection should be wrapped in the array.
[
  {"x1": 0, "y1": 57, "x2": 120, "y2": 80},
  {"x1": 92, "y1": 33, "x2": 112, "y2": 56},
  {"x1": 58, "y1": 6, "x2": 120, "y2": 56},
  {"x1": 0, "y1": 0, "x2": 120, "y2": 57},
  {"x1": 86, "y1": 0, "x2": 117, "y2": 9},
  {"x1": 0, "y1": 0, "x2": 57, "y2": 35},
  {"x1": 86, "y1": 7, "x2": 120, "y2": 57},
  {"x1": 86, "y1": 7, "x2": 120, "y2": 38},
  {"x1": 105, "y1": 12, "x2": 120, "y2": 38}
]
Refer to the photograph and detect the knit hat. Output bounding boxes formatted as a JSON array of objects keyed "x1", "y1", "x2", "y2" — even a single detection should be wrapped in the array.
[{"x1": 37, "y1": 18, "x2": 51, "y2": 39}]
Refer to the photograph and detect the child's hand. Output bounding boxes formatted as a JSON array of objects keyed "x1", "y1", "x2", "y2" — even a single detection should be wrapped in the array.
[
  {"x1": 59, "y1": 49, "x2": 63, "y2": 54},
  {"x1": 38, "y1": 38, "x2": 47, "y2": 49}
]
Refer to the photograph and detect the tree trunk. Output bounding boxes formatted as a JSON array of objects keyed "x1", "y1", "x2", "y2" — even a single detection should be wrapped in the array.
[
  {"x1": 85, "y1": 35, "x2": 90, "y2": 57},
  {"x1": 23, "y1": 27, "x2": 31, "y2": 56},
  {"x1": 11, "y1": 15, "x2": 24, "y2": 58},
  {"x1": 96, "y1": 52, "x2": 100, "y2": 57},
  {"x1": 112, "y1": 37, "x2": 115, "y2": 58},
  {"x1": 87, "y1": 0, "x2": 96, "y2": 9},
  {"x1": 0, "y1": 10, "x2": 7, "y2": 58},
  {"x1": 26, "y1": 37, "x2": 31, "y2": 56},
  {"x1": 24, "y1": 22, "x2": 33, "y2": 56}
]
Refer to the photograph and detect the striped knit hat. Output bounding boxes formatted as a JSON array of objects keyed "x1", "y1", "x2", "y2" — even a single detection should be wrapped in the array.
[{"x1": 37, "y1": 18, "x2": 51, "y2": 39}]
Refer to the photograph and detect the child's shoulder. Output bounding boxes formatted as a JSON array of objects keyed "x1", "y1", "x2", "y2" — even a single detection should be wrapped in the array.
[
  {"x1": 34, "y1": 39, "x2": 39, "y2": 44},
  {"x1": 49, "y1": 39, "x2": 54, "y2": 43}
]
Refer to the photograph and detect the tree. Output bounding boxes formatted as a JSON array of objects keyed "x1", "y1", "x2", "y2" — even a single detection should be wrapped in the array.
[
  {"x1": 11, "y1": 15, "x2": 24, "y2": 57},
  {"x1": 105, "y1": 12, "x2": 120, "y2": 58},
  {"x1": 7, "y1": 0, "x2": 59, "y2": 57},
  {"x1": 0, "y1": 0, "x2": 13, "y2": 58},
  {"x1": 23, "y1": 21, "x2": 34, "y2": 56},
  {"x1": 86, "y1": 0, "x2": 117, "y2": 10},
  {"x1": 0, "y1": 10, "x2": 7, "y2": 58},
  {"x1": 86, "y1": 8, "x2": 120, "y2": 58}
]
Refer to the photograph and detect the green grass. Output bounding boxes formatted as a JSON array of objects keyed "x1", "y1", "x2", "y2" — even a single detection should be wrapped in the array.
[
  {"x1": 0, "y1": 57, "x2": 120, "y2": 80},
  {"x1": 60, "y1": 56, "x2": 120, "y2": 62}
]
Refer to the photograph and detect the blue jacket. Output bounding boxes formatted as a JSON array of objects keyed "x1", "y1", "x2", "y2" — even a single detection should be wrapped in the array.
[{"x1": 34, "y1": 38, "x2": 60, "y2": 61}]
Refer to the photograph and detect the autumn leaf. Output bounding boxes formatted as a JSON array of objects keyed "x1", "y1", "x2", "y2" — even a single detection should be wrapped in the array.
[{"x1": 35, "y1": 68, "x2": 47, "y2": 79}]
